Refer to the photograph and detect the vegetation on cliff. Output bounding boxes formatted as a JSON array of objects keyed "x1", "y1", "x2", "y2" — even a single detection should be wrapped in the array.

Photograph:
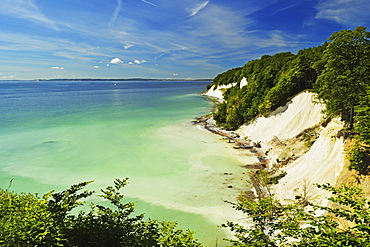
[
  {"x1": 211, "y1": 47, "x2": 325, "y2": 130},
  {"x1": 223, "y1": 176, "x2": 370, "y2": 246},
  {"x1": 208, "y1": 26, "x2": 370, "y2": 174}
]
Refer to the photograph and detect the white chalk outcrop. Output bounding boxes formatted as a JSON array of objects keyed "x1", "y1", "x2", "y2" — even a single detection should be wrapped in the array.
[
  {"x1": 203, "y1": 77, "x2": 248, "y2": 102},
  {"x1": 236, "y1": 92, "x2": 325, "y2": 144},
  {"x1": 234, "y1": 91, "x2": 346, "y2": 204},
  {"x1": 203, "y1": 83, "x2": 235, "y2": 102},
  {"x1": 203, "y1": 79, "x2": 347, "y2": 203},
  {"x1": 239, "y1": 77, "x2": 248, "y2": 88},
  {"x1": 274, "y1": 118, "x2": 345, "y2": 204}
]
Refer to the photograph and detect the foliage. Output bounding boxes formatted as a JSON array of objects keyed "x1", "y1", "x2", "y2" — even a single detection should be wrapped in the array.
[
  {"x1": 210, "y1": 48, "x2": 324, "y2": 130},
  {"x1": 0, "y1": 179, "x2": 201, "y2": 247},
  {"x1": 211, "y1": 67, "x2": 243, "y2": 89},
  {"x1": 223, "y1": 183, "x2": 370, "y2": 246},
  {"x1": 315, "y1": 26, "x2": 370, "y2": 173},
  {"x1": 355, "y1": 91, "x2": 370, "y2": 146},
  {"x1": 0, "y1": 181, "x2": 65, "y2": 246},
  {"x1": 223, "y1": 196, "x2": 294, "y2": 246},
  {"x1": 315, "y1": 26, "x2": 370, "y2": 129},
  {"x1": 209, "y1": 26, "x2": 370, "y2": 171},
  {"x1": 348, "y1": 142, "x2": 370, "y2": 175}
]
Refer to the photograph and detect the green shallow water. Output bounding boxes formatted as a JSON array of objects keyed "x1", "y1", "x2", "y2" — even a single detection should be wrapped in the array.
[{"x1": 0, "y1": 81, "x2": 257, "y2": 246}]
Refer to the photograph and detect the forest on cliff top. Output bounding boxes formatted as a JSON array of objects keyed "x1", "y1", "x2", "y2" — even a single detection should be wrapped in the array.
[{"x1": 208, "y1": 26, "x2": 370, "y2": 174}]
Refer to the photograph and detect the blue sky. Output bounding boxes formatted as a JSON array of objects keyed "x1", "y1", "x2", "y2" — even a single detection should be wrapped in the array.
[{"x1": 0, "y1": 0, "x2": 369, "y2": 80}]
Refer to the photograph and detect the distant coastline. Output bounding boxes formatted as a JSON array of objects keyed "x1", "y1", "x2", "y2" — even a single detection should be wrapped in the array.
[{"x1": 1, "y1": 78, "x2": 214, "y2": 82}]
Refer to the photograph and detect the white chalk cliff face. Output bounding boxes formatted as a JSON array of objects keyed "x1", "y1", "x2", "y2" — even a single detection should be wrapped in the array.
[
  {"x1": 203, "y1": 77, "x2": 248, "y2": 102},
  {"x1": 274, "y1": 118, "x2": 345, "y2": 204},
  {"x1": 204, "y1": 80, "x2": 346, "y2": 204},
  {"x1": 236, "y1": 92, "x2": 325, "y2": 144},
  {"x1": 203, "y1": 84, "x2": 235, "y2": 102},
  {"x1": 239, "y1": 77, "x2": 248, "y2": 89},
  {"x1": 235, "y1": 91, "x2": 346, "y2": 204}
]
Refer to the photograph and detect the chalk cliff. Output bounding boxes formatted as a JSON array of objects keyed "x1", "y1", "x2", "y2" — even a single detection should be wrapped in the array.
[{"x1": 204, "y1": 79, "x2": 346, "y2": 204}]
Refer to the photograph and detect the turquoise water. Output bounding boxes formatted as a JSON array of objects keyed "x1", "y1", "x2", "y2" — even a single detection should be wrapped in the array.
[{"x1": 0, "y1": 80, "x2": 256, "y2": 246}]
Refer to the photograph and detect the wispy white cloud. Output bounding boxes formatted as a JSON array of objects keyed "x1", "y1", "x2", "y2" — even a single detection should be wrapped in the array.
[
  {"x1": 93, "y1": 1, "x2": 293, "y2": 74},
  {"x1": 0, "y1": 31, "x2": 115, "y2": 63},
  {"x1": 269, "y1": 2, "x2": 301, "y2": 16},
  {"x1": 185, "y1": 4, "x2": 252, "y2": 49},
  {"x1": 0, "y1": 0, "x2": 327, "y2": 79},
  {"x1": 0, "y1": 0, "x2": 59, "y2": 30},
  {"x1": 109, "y1": 0, "x2": 122, "y2": 28},
  {"x1": 187, "y1": 1, "x2": 209, "y2": 17},
  {"x1": 124, "y1": 44, "x2": 134, "y2": 49},
  {"x1": 315, "y1": 0, "x2": 370, "y2": 26},
  {"x1": 2, "y1": 75, "x2": 16, "y2": 79},
  {"x1": 93, "y1": 66, "x2": 100, "y2": 69},
  {"x1": 141, "y1": 0, "x2": 157, "y2": 7},
  {"x1": 51, "y1": 66, "x2": 64, "y2": 69}
]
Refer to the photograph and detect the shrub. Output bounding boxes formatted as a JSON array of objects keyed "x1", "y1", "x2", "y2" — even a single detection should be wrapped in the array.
[{"x1": 0, "y1": 179, "x2": 201, "y2": 247}]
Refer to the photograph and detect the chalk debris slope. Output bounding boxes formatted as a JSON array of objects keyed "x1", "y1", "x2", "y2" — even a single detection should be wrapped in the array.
[{"x1": 234, "y1": 91, "x2": 345, "y2": 203}]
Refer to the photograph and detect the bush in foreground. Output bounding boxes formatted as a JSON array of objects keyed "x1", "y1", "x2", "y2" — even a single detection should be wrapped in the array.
[
  {"x1": 223, "y1": 183, "x2": 370, "y2": 246},
  {"x1": 0, "y1": 179, "x2": 201, "y2": 247}
]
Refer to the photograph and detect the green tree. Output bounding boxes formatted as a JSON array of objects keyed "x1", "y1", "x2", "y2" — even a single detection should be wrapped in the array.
[
  {"x1": 0, "y1": 179, "x2": 202, "y2": 247},
  {"x1": 355, "y1": 90, "x2": 370, "y2": 145},
  {"x1": 315, "y1": 26, "x2": 370, "y2": 129},
  {"x1": 208, "y1": 48, "x2": 324, "y2": 129},
  {"x1": 223, "y1": 183, "x2": 370, "y2": 246},
  {"x1": 0, "y1": 182, "x2": 65, "y2": 246},
  {"x1": 350, "y1": 90, "x2": 370, "y2": 173},
  {"x1": 348, "y1": 142, "x2": 370, "y2": 175}
]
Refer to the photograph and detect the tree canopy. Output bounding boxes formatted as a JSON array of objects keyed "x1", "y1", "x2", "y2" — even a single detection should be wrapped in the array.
[
  {"x1": 212, "y1": 47, "x2": 324, "y2": 130},
  {"x1": 208, "y1": 26, "x2": 370, "y2": 173},
  {"x1": 223, "y1": 183, "x2": 370, "y2": 246},
  {"x1": 315, "y1": 26, "x2": 370, "y2": 129},
  {"x1": 0, "y1": 179, "x2": 201, "y2": 247}
]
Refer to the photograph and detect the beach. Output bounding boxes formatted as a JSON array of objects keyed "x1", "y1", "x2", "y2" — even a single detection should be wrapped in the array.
[{"x1": 203, "y1": 82, "x2": 347, "y2": 207}]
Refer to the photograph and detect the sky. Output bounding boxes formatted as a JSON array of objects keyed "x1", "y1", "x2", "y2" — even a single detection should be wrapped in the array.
[{"x1": 0, "y1": 0, "x2": 370, "y2": 80}]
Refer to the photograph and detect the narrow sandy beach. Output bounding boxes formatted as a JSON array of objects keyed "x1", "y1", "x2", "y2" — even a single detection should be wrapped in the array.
[{"x1": 202, "y1": 81, "x2": 347, "y2": 207}]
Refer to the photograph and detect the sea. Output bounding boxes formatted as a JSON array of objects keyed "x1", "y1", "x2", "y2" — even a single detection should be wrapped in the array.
[{"x1": 0, "y1": 80, "x2": 256, "y2": 246}]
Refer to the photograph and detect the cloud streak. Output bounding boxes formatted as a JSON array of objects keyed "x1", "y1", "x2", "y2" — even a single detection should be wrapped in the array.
[
  {"x1": 0, "y1": 0, "x2": 59, "y2": 30},
  {"x1": 315, "y1": 0, "x2": 370, "y2": 26},
  {"x1": 187, "y1": 1, "x2": 209, "y2": 17},
  {"x1": 1, "y1": 0, "x2": 368, "y2": 80},
  {"x1": 141, "y1": 0, "x2": 157, "y2": 7},
  {"x1": 109, "y1": 0, "x2": 122, "y2": 28}
]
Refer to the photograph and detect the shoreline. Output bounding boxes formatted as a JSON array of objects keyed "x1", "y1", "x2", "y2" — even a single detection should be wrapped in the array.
[
  {"x1": 196, "y1": 93, "x2": 269, "y2": 168},
  {"x1": 193, "y1": 94, "x2": 271, "y2": 200},
  {"x1": 193, "y1": 114, "x2": 268, "y2": 170},
  {"x1": 198, "y1": 90, "x2": 347, "y2": 204}
]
